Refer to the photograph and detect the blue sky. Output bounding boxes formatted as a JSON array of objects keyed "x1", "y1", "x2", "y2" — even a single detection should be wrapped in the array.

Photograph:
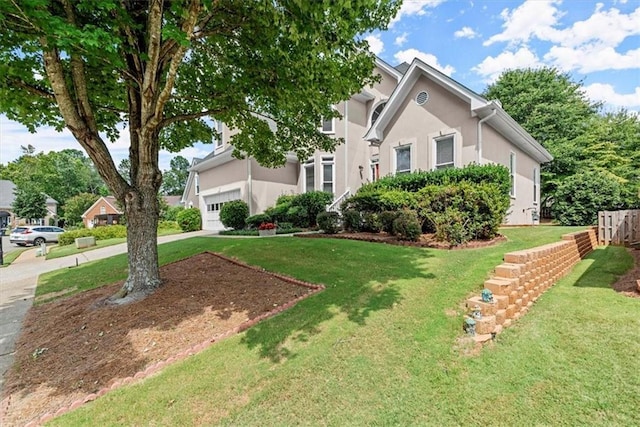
[{"x1": 1, "y1": 0, "x2": 638, "y2": 171}]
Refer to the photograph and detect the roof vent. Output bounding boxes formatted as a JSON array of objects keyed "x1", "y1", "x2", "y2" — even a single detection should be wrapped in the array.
[{"x1": 415, "y1": 91, "x2": 429, "y2": 106}]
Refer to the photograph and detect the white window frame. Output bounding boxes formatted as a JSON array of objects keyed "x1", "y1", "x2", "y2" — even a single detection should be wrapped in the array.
[
  {"x1": 195, "y1": 173, "x2": 200, "y2": 195},
  {"x1": 214, "y1": 120, "x2": 224, "y2": 150},
  {"x1": 320, "y1": 117, "x2": 334, "y2": 134},
  {"x1": 303, "y1": 159, "x2": 315, "y2": 192},
  {"x1": 394, "y1": 144, "x2": 412, "y2": 175},
  {"x1": 370, "y1": 159, "x2": 379, "y2": 182},
  {"x1": 509, "y1": 152, "x2": 516, "y2": 198},
  {"x1": 321, "y1": 156, "x2": 335, "y2": 194},
  {"x1": 533, "y1": 167, "x2": 539, "y2": 205},
  {"x1": 433, "y1": 135, "x2": 455, "y2": 170},
  {"x1": 370, "y1": 100, "x2": 387, "y2": 127}
]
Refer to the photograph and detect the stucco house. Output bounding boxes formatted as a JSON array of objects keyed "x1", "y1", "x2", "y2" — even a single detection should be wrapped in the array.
[
  {"x1": 0, "y1": 179, "x2": 58, "y2": 228},
  {"x1": 182, "y1": 57, "x2": 552, "y2": 231},
  {"x1": 82, "y1": 196, "x2": 123, "y2": 228}
]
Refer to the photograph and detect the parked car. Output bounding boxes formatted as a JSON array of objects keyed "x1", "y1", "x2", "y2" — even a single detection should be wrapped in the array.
[{"x1": 9, "y1": 226, "x2": 65, "y2": 246}]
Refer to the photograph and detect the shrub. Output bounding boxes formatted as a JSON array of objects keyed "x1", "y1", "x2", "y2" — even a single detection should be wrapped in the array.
[
  {"x1": 341, "y1": 190, "x2": 382, "y2": 213},
  {"x1": 293, "y1": 191, "x2": 333, "y2": 227},
  {"x1": 58, "y1": 229, "x2": 94, "y2": 246},
  {"x1": 342, "y1": 209, "x2": 361, "y2": 232},
  {"x1": 158, "y1": 220, "x2": 181, "y2": 231},
  {"x1": 552, "y1": 171, "x2": 624, "y2": 225},
  {"x1": 392, "y1": 210, "x2": 421, "y2": 241},
  {"x1": 277, "y1": 222, "x2": 294, "y2": 231},
  {"x1": 177, "y1": 208, "x2": 202, "y2": 232},
  {"x1": 58, "y1": 225, "x2": 128, "y2": 246},
  {"x1": 379, "y1": 211, "x2": 400, "y2": 234},
  {"x1": 220, "y1": 200, "x2": 249, "y2": 230},
  {"x1": 431, "y1": 208, "x2": 470, "y2": 245},
  {"x1": 246, "y1": 213, "x2": 272, "y2": 229},
  {"x1": 162, "y1": 205, "x2": 184, "y2": 222},
  {"x1": 378, "y1": 190, "x2": 417, "y2": 211},
  {"x1": 361, "y1": 212, "x2": 382, "y2": 233},
  {"x1": 286, "y1": 205, "x2": 309, "y2": 227},
  {"x1": 317, "y1": 211, "x2": 341, "y2": 234}
]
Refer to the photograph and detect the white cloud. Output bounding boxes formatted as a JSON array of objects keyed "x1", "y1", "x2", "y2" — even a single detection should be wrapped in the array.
[
  {"x1": 545, "y1": 45, "x2": 640, "y2": 73},
  {"x1": 454, "y1": 26, "x2": 478, "y2": 39},
  {"x1": 365, "y1": 34, "x2": 384, "y2": 55},
  {"x1": 473, "y1": 47, "x2": 542, "y2": 83},
  {"x1": 394, "y1": 49, "x2": 455, "y2": 76},
  {"x1": 395, "y1": 32, "x2": 408, "y2": 46},
  {"x1": 390, "y1": 0, "x2": 445, "y2": 27},
  {"x1": 484, "y1": 0, "x2": 564, "y2": 47},
  {"x1": 583, "y1": 83, "x2": 640, "y2": 109}
]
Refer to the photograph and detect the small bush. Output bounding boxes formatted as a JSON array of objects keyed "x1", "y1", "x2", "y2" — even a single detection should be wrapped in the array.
[
  {"x1": 431, "y1": 208, "x2": 470, "y2": 245},
  {"x1": 58, "y1": 225, "x2": 128, "y2": 246},
  {"x1": 277, "y1": 222, "x2": 294, "y2": 231},
  {"x1": 379, "y1": 211, "x2": 400, "y2": 234},
  {"x1": 342, "y1": 209, "x2": 362, "y2": 232},
  {"x1": 378, "y1": 190, "x2": 417, "y2": 211},
  {"x1": 158, "y1": 220, "x2": 181, "y2": 231},
  {"x1": 361, "y1": 212, "x2": 382, "y2": 233},
  {"x1": 317, "y1": 211, "x2": 341, "y2": 234},
  {"x1": 293, "y1": 191, "x2": 333, "y2": 227},
  {"x1": 177, "y1": 208, "x2": 202, "y2": 232},
  {"x1": 58, "y1": 229, "x2": 94, "y2": 246},
  {"x1": 246, "y1": 213, "x2": 272, "y2": 229},
  {"x1": 162, "y1": 205, "x2": 184, "y2": 222},
  {"x1": 220, "y1": 200, "x2": 249, "y2": 230},
  {"x1": 287, "y1": 205, "x2": 309, "y2": 227},
  {"x1": 392, "y1": 210, "x2": 421, "y2": 241}
]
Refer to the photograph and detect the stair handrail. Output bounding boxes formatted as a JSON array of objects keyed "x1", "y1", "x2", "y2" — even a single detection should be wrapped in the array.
[{"x1": 327, "y1": 188, "x2": 351, "y2": 213}]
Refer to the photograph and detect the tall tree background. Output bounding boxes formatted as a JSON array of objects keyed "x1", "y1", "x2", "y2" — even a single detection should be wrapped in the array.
[
  {"x1": 484, "y1": 68, "x2": 640, "y2": 224},
  {"x1": 0, "y1": 0, "x2": 400, "y2": 301}
]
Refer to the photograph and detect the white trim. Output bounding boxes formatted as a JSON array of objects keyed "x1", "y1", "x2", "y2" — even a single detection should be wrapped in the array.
[
  {"x1": 195, "y1": 172, "x2": 200, "y2": 195},
  {"x1": 303, "y1": 159, "x2": 315, "y2": 192},
  {"x1": 374, "y1": 57, "x2": 404, "y2": 82},
  {"x1": 214, "y1": 120, "x2": 224, "y2": 151},
  {"x1": 533, "y1": 167, "x2": 539, "y2": 205},
  {"x1": 369, "y1": 158, "x2": 379, "y2": 182},
  {"x1": 369, "y1": 100, "x2": 387, "y2": 128},
  {"x1": 321, "y1": 156, "x2": 335, "y2": 194},
  {"x1": 393, "y1": 143, "x2": 413, "y2": 175},
  {"x1": 433, "y1": 134, "x2": 456, "y2": 170},
  {"x1": 81, "y1": 196, "x2": 122, "y2": 219},
  {"x1": 320, "y1": 117, "x2": 335, "y2": 134}
]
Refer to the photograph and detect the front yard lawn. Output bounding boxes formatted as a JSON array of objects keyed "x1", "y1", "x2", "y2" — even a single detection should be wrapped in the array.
[{"x1": 33, "y1": 226, "x2": 638, "y2": 426}]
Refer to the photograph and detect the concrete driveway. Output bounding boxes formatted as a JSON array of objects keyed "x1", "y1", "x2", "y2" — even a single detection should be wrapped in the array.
[{"x1": 0, "y1": 230, "x2": 213, "y2": 393}]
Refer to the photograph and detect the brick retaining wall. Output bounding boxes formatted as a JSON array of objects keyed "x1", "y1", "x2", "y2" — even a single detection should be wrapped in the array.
[{"x1": 464, "y1": 228, "x2": 598, "y2": 343}]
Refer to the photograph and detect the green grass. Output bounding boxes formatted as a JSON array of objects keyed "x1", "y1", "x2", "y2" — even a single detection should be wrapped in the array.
[
  {"x1": 0, "y1": 246, "x2": 29, "y2": 267},
  {"x1": 43, "y1": 225, "x2": 639, "y2": 426},
  {"x1": 45, "y1": 228, "x2": 182, "y2": 260}
]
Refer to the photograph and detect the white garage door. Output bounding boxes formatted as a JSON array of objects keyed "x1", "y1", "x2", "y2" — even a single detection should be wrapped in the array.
[{"x1": 203, "y1": 189, "x2": 242, "y2": 231}]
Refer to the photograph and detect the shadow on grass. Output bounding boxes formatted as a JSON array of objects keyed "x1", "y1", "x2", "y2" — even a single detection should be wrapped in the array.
[
  {"x1": 237, "y1": 238, "x2": 436, "y2": 362},
  {"x1": 571, "y1": 245, "x2": 634, "y2": 289}
]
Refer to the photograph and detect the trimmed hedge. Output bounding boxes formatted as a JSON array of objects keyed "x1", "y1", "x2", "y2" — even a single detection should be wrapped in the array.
[
  {"x1": 220, "y1": 200, "x2": 249, "y2": 230},
  {"x1": 58, "y1": 225, "x2": 128, "y2": 246},
  {"x1": 317, "y1": 211, "x2": 341, "y2": 234},
  {"x1": 177, "y1": 208, "x2": 202, "y2": 232},
  {"x1": 264, "y1": 191, "x2": 333, "y2": 228},
  {"x1": 246, "y1": 213, "x2": 272, "y2": 229}
]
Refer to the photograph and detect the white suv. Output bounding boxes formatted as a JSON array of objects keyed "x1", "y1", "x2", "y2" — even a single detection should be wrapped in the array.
[{"x1": 9, "y1": 226, "x2": 65, "y2": 246}]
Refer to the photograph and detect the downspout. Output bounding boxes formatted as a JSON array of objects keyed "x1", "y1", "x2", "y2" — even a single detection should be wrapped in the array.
[
  {"x1": 247, "y1": 157, "x2": 253, "y2": 216},
  {"x1": 476, "y1": 108, "x2": 497, "y2": 164},
  {"x1": 344, "y1": 100, "x2": 349, "y2": 194}
]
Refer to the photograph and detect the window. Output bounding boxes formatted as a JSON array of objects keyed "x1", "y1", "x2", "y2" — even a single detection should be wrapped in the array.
[
  {"x1": 434, "y1": 136, "x2": 454, "y2": 169},
  {"x1": 395, "y1": 145, "x2": 411, "y2": 174},
  {"x1": 322, "y1": 156, "x2": 334, "y2": 194},
  {"x1": 371, "y1": 102, "x2": 386, "y2": 126},
  {"x1": 100, "y1": 206, "x2": 106, "y2": 215},
  {"x1": 304, "y1": 160, "x2": 315, "y2": 192},
  {"x1": 320, "y1": 117, "x2": 334, "y2": 134},
  {"x1": 214, "y1": 120, "x2": 223, "y2": 149},
  {"x1": 509, "y1": 152, "x2": 516, "y2": 197},
  {"x1": 533, "y1": 167, "x2": 539, "y2": 204},
  {"x1": 370, "y1": 159, "x2": 380, "y2": 182},
  {"x1": 195, "y1": 173, "x2": 200, "y2": 195}
]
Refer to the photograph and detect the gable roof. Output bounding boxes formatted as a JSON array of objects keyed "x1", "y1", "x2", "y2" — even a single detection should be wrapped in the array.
[
  {"x1": 81, "y1": 196, "x2": 122, "y2": 218},
  {"x1": 364, "y1": 58, "x2": 553, "y2": 163},
  {"x1": 0, "y1": 179, "x2": 58, "y2": 209}
]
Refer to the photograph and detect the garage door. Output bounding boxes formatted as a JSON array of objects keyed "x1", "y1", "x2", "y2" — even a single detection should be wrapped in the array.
[{"x1": 203, "y1": 189, "x2": 242, "y2": 231}]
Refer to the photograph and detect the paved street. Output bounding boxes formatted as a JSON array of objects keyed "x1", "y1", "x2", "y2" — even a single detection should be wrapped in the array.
[{"x1": 0, "y1": 230, "x2": 213, "y2": 393}]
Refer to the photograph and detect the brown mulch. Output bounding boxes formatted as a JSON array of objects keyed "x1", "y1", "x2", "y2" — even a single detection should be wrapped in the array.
[
  {"x1": 611, "y1": 247, "x2": 640, "y2": 299},
  {"x1": 297, "y1": 231, "x2": 507, "y2": 249},
  {"x1": 1, "y1": 252, "x2": 322, "y2": 427}
]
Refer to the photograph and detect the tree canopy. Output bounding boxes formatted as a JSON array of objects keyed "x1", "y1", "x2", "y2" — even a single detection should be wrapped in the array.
[
  {"x1": 483, "y1": 67, "x2": 640, "y2": 223},
  {"x1": 12, "y1": 186, "x2": 48, "y2": 221},
  {"x1": 161, "y1": 155, "x2": 189, "y2": 196},
  {"x1": 0, "y1": 0, "x2": 400, "y2": 299}
]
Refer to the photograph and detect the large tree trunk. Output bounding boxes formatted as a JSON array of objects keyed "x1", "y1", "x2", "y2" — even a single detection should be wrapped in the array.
[{"x1": 112, "y1": 186, "x2": 161, "y2": 303}]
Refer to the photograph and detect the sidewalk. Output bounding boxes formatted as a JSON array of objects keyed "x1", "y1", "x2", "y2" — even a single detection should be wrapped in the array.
[{"x1": 0, "y1": 230, "x2": 213, "y2": 392}]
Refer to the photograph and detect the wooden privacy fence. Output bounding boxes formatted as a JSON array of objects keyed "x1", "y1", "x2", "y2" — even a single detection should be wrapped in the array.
[{"x1": 598, "y1": 210, "x2": 640, "y2": 246}]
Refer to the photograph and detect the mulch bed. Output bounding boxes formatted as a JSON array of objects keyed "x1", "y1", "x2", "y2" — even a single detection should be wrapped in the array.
[{"x1": 1, "y1": 252, "x2": 323, "y2": 427}]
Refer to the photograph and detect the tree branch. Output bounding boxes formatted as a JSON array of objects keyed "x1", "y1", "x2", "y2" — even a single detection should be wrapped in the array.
[{"x1": 160, "y1": 108, "x2": 224, "y2": 128}]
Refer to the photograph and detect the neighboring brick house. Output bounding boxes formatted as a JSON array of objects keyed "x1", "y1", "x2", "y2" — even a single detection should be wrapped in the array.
[
  {"x1": 0, "y1": 179, "x2": 58, "y2": 228},
  {"x1": 82, "y1": 196, "x2": 123, "y2": 228},
  {"x1": 182, "y1": 57, "x2": 552, "y2": 231}
]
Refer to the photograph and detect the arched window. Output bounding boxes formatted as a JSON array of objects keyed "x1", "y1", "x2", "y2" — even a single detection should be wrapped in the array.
[{"x1": 371, "y1": 102, "x2": 386, "y2": 125}]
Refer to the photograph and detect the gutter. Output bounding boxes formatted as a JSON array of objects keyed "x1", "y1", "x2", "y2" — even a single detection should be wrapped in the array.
[{"x1": 476, "y1": 108, "x2": 497, "y2": 164}]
